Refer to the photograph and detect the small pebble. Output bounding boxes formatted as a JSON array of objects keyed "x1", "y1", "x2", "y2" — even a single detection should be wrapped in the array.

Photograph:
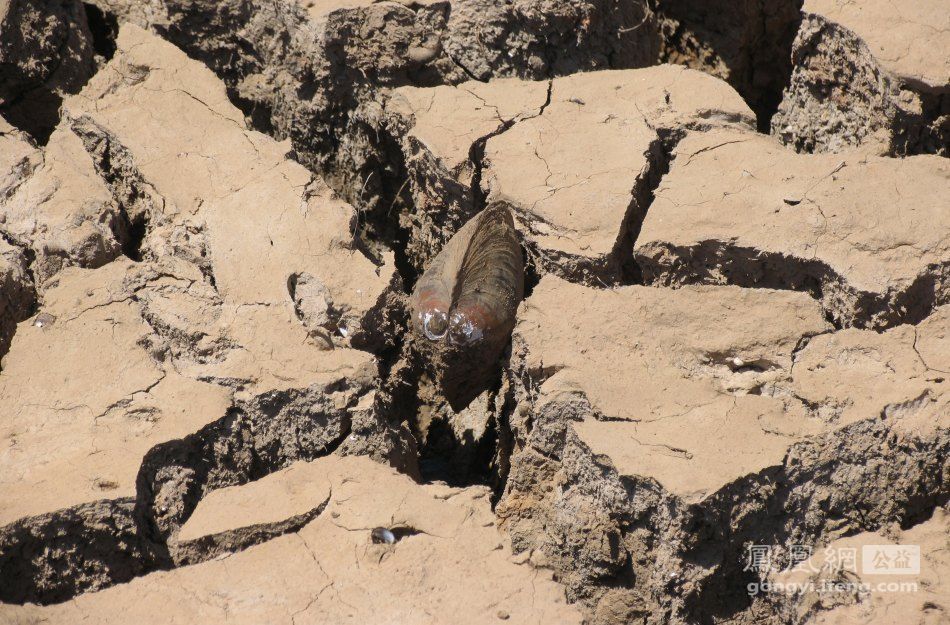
[
  {"x1": 496, "y1": 610, "x2": 510, "y2": 620},
  {"x1": 407, "y1": 44, "x2": 440, "y2": 64}
]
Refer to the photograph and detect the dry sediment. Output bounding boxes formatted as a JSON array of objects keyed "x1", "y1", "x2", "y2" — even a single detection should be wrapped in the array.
[{"x1": 0, "y1": 2, "x2": 947, "y2": 624}]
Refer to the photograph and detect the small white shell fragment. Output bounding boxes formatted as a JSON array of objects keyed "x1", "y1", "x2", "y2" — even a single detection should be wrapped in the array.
[
  {"x1": 33, "y1": 313, "x2": 57, "y2": 329},
  {"x1": 371, "y1": 527, "x2": 396, "y2": 545}
]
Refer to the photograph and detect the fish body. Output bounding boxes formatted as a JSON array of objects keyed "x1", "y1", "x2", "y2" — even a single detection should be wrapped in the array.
[{"x1": 410, "y1": 205, "x2": 524, "y2": 408}]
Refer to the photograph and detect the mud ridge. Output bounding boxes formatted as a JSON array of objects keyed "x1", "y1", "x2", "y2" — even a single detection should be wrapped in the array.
[
  {"x1": 0, "y1": 1, "x2": 104, "y2": 143},
  {"x1": 637, "y1": 241, "x2": 950, "y2": 330},
  {"x1": 0, "y1": 500, "x2": 156, "y2": 605},
  {"x1": 0, "y1": 377, "x2": 362, "y2": 605},
  {"x1": 650, "y1": 0, "x2": 804, "y2": 131},
  {"x1": 500, "y1": 356, "x2": 949, "y2": 623},
  {"x1": 772, "y1": 9, "x2": 949, "y2": 156},
  {"x1": 0, "y1": 232, "x2": 37, "y2": 363},
  {"x1": 68, "y1": 115, "x2": 162, "y2": 264},
  {"x1": 171, "y1": 491, "x2": 332, "y2": 566}
]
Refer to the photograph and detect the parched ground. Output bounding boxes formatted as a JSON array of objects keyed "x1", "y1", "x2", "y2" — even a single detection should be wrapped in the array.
[{"x1": 0, "y1": 1, "x2": 947, "y2": 625}]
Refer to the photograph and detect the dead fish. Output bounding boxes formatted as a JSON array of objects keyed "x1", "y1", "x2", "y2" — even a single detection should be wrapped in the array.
[
  {"x1": 409, "y1": 205, "x2": 524, "y2": 409},
  {"x1": 410, "y1": 204, "x2": 523, "y2": 348}
]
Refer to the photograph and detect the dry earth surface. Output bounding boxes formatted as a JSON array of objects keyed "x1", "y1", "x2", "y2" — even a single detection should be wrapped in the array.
[{"x1": 0, "y1": 1, "x2": 947, "y2": 624}]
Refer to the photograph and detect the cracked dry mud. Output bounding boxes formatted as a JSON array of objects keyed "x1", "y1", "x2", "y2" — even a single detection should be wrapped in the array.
[
  {"x1": 0, "y1": 1, "x2": 948, "y2": 625},
  {"x1": 772, "y1": 0, "x2": 949, "y2": 156}
]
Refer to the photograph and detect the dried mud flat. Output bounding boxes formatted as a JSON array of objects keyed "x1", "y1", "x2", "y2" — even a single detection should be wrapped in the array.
[{"x1": 0, "y1": 1, "x2": 947, "y2": 624}]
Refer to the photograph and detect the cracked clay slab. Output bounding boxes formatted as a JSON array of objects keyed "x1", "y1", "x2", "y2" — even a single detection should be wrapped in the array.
[
  {"x1": 496, "y1": 276, "x2": 948, "y2": 622},
  {"x1": 772, "y1": 0, "x2": 949, "y2": 155},
  {"x1": 372, "y1": 65, "x2": 755, "y2": 282},
  {"x1": 634, "y1": 129, "x2": 950, "y2": 329},
  {"x1": 4, "y1": 455, "x2": 584, "y2": 625}
]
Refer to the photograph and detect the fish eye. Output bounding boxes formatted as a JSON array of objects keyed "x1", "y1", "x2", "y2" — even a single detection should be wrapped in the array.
[
  {"x1": 423, "y1": 309, "x2": 449, "y2": 340},
  {"x1": 448, "y1": 310, "x2": 483, "y2": 346}
]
